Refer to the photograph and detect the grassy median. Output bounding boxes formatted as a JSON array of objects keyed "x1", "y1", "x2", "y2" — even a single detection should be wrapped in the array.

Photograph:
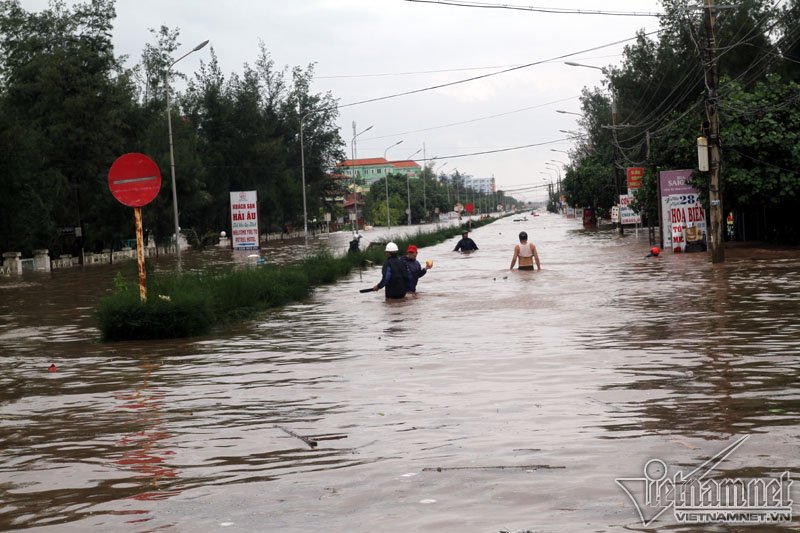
[{"x1": 96, "y1": 217, "x2": 499, "y2": 340}]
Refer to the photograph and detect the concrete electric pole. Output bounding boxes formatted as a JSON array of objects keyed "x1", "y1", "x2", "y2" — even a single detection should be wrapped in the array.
[{"x1": 704, "y1": 0, "x2": 725, "y2": 263}]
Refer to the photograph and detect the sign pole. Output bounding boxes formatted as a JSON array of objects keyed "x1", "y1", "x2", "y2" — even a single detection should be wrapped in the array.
[
  {"x1": 108, "y1": 152, "x2": 163, "y2": 303},
  {"x1": 134, "y1": 206, "x2": 147, "y2": 302}
]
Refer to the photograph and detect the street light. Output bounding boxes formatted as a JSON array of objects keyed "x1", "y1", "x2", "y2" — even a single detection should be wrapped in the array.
[
  {"x1": 559, "y1": 129, "x2": 586, "y2": 139},
  {"x1": 299, "y1": 104, "x2": 337, "y2": 242},
  {"x1": 556, "y1": 109, "x2": 583, "y2": 116},
  {"x1": 166, "y1": 38, "x2": 209, "y2": 268},
  {"x1": 545, "y1": 163, "x2": 561, "y2": 180},
  {"x1": 564, "y1": 61, "x2": 604, "y2": 71},
  {"x1": 421, "y1": 143, "x2": 428, "y2": 223},
  {"x1": 545, "y1": 163, "x2": 561, "y2": 197},
  {"x1": 299, "y1": 108, "x2": 319, "y2": 243},
  {"x1": 550, "y1": 149, "x2": 570, "y2": 154},
  {"x1": 350, "y1": 123, "x2": 373, "y2": 234},
  {"x1": 565, "y1": 60, "x2": 623, "y2": 234},
  {"x1": 436, "y1": 162, "x2": 450, "y2": 205},
  {"x1": 404, "y1": 148, "x2": 422, "y2": 225},
  {"x1": 383, "y1": 140, "x2": 403, "y2": 229},
  {"x1": 452, "y1": 168, "x2": 466, "y2": 206}
]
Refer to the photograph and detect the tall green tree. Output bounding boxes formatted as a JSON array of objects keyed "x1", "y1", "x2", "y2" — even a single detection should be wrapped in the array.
[
  {"x1": 564, "y1": 0, "x2": 800, "y2": 240},
  {"x1": 0, "y1": 0, "x2": 137, "y2": 255}
]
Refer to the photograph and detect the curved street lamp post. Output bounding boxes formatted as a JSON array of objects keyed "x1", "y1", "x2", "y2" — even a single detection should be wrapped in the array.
[
  {"x1": 383, "y1": 140, "x2": 403, "y2": 229},
  {"x1": 166, "y1": 39, "x2": 209, "y2": 269},
  {"x1": 404, "y1": 148, "x2": 422, "y2": 225},
  {"x1": 564, "y1": 61, "x2": 623, "y2": 234},
  {"x1": 350, "y1": 123, "x2": 374, "y2": 234}
]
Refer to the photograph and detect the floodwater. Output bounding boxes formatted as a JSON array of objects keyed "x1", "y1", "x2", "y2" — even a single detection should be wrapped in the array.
[{"x1": 1, "y1": 214, "x2": 799, "y2": 532}]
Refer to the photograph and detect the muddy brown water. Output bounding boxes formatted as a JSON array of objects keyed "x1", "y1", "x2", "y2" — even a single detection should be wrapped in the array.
[{"x1": 1, "y1": 214, "x2": 799, "y2": 532}]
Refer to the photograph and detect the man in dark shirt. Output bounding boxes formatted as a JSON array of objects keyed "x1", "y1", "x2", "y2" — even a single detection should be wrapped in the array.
[
  {"x1": 372, "y1": 242, "x2": 410, "y2": 299},
  {"x1": 400, "y1": 244, "x2": 431, "y2": 293},
  {"x1": 454, "y1": 231, "x2": 478, "y2": 252}
]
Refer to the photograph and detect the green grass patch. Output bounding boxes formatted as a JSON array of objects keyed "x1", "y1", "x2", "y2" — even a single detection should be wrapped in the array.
[{"x1": 96, "y1": 216, "x2": 504, "y2": 341}]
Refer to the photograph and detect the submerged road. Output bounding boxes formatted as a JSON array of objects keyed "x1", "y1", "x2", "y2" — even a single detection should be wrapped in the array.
[{"x1": 1, "y1": 213, "x2": 799, "y2": 532}]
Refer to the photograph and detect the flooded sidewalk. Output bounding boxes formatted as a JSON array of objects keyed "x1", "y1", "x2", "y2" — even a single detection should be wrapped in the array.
[{"x1": 1, "y1": 213, "x2": 799, "y2": 532}]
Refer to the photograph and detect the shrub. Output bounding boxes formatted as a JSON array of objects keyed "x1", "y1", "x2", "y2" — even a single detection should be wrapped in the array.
[{"x1": 96, "y1": 291, "x2": 213, "y2": 341}]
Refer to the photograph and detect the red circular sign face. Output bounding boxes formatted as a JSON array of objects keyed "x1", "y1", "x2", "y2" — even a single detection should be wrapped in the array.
[{"x1": 108, "y1": 153, "x2": 162, "y2": 207}]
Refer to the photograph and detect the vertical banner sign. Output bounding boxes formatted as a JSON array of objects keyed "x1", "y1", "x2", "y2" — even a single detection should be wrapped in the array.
[
  {"x1": 659, "y1": 170, "x2": 707, "y2": 252},
  {"x1": 619, "y1": 194, "x2": 641, "y2": 225},
  {"x1": 611, "y1": 205, "x2": 620, "y2": 223},
  {"x1": 626, "y1": 167, "x2": 644, "y2": 195},
  {"x1": 230, "y1": 191, "x2": 259, "y2": 250},
  {"x1": 108, "y1": 153, "x2": 162, "y2": 302}
]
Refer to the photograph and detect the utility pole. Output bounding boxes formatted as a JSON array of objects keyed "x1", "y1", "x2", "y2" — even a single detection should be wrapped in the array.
[
  {"x1": 704, "y1": 0, "x2": 725, "y2": 263},
  {"x1": 611, "y1": 93, "x2": 624, "y2": 235},
  {"x1": 422, "y1": 142, "x2": 427, "y2": 223},
  {"x1": 351, "y1": 121, "x2": 357, "y2": 234}
]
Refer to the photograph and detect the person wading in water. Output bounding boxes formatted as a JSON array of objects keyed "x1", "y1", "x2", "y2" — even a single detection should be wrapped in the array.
[
  {"x1": 372, "y1": 242, "x2": 410, "y2": 299},
  {"x1": 509, "y1": 231, "x2": 541, "y2": 271},
  {"x1": 453, "y1": 230, "x2": 478, "y2": 252}
]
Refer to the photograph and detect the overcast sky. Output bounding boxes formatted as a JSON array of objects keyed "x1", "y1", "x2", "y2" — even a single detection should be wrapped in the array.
[{"x1": 24, "y1": 0, "x2": 665, "y2": 201}]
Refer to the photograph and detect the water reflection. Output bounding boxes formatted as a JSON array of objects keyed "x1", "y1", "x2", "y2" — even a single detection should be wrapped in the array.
[
  {"x1": 114, "y1": 361, "x2": 179, "y2": 503},
  {"x1": 593, "y1": 249, "x2": 800, "y2": 442}
]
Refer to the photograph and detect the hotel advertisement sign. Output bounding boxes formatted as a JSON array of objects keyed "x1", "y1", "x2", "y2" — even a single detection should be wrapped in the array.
[{"x1": 230, "y1": 190, "x2": 259, "y2": 250}]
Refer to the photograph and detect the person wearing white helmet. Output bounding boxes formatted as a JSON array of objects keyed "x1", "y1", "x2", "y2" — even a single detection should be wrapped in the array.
[{"x1": 372, "y1": 241, "x2": 410, "y2": 299}]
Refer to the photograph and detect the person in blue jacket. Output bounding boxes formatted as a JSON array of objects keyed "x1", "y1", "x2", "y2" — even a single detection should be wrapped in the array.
[
  {"x1": 401, "y1": 244, "x2": 432, "y2": 293},
  {"x1": 372, "y1": 242, "x2": 410, "y2": 299}
]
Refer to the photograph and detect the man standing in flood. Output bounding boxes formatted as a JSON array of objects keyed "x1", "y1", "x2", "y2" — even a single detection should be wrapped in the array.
[
  {"x1": 510, "y1": 231, "x2": 541, "y2": 271},
  {"x1": 372, "y1": 242, "x2": 410, "y2": 299},
  {"x1": 401, "y1": 244, "x2": 432, "y2": 294},
  {"x1": 454, "y1": 231, "x2": 478, "y2": 252}
]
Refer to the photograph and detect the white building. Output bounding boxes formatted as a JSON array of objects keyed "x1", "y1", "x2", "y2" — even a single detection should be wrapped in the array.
[{"x1": 464, "y1": 176, "x2": 495, "y2": 194}]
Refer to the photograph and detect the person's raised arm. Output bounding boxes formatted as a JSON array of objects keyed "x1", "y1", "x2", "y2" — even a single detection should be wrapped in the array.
[{"x1": 510, "y1": 245, "x2": 519, "y2": 270}]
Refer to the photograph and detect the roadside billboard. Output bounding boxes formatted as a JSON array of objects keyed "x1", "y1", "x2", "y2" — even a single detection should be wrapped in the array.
[
  {"x1": 659, "y1": 170, "x2": 707, "y2": 251},
  {"x1": 619, "y1": 194, "x2": 641, "y2": 225},
  {"x1": 230, "y1": 190, "x2": 259, "y2": 250},
  {"x1": 626, "y1": 167, "x2": 644, "y2": 194}
]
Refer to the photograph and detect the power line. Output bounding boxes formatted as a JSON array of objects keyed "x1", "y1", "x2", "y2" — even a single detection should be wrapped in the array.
[
  {"x1": 727, "y1": 147, "x2": 799, "y2": 176},
  {"x1": 319, "y1": 64, "x2": 529, "y2": 79},
  {"x1": 316, "y1": 54, "x2": 622, "y2": 79},
  {"x1": 361, "y1": 95, "x2": 579, "y2": 141},
  {"x1": 337, "y1": 31, "x2": 661, "y2": 110},
  {"x1": 404, "y1": 0, "x2": 661, "y2": 17},
  {"x1": 408, "y1": 138, "x2": 569, "y2": 161}
]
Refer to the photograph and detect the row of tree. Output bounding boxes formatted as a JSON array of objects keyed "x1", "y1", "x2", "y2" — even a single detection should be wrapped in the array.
[
  {"x1": 361, "y1": 168, "x2": 519, "y2": 226},
  {"x1": 556, "y1": 0, "x2": 800, "y2": 242},
  {"x1": 0, "y1": 0, "x2": 344, "y2": 256}
]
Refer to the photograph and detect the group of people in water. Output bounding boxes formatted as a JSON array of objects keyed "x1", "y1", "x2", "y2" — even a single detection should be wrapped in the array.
[
  {"x1": 371, "y1": 229, "x2": 541, "y2": 299},
  {"x1": 371, "y1": 242, "x2": 432, "y2": 299}
]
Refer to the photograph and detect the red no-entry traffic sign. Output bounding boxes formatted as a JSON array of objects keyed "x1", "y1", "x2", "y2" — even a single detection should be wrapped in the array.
[{"x1": 108, "y1": 153, "x2": 162, "y2": 207}]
